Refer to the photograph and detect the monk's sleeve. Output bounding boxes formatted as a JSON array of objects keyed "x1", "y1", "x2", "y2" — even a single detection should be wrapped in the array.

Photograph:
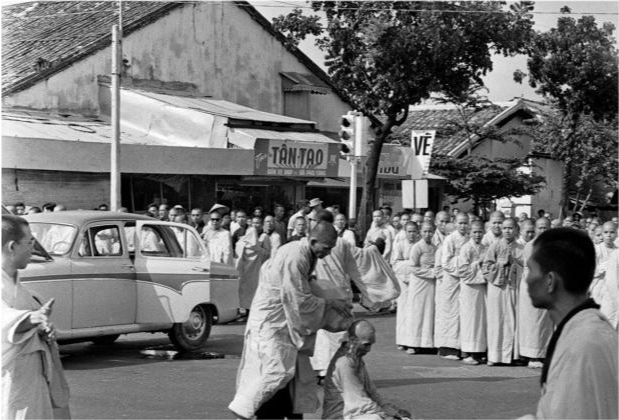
[
  {"x1": 441, "y1": 237, "x2": 458, "y2": 275},
  {"x1": 281, "y1": 255, "x2": 327, "y2": 343},
  {"x1": 482, "y1": 242, "x2": 500, "y2": 285},
  {"x1": 411, "y1": 244, "x2": 433, "y2": 280},
  {"x1": 343, "y1": 242, "x2": 371, "y2": 303},
  {"x1": 459, "y1": 245, "x2": 477, "y2": 284},
  {"x1": 336, "y1": 358, "x2": 383, "y2": 419}
]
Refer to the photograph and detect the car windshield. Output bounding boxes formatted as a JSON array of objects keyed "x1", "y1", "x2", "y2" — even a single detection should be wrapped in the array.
[{"x1": 30, "y1": 223, "x2": 78, "y2": 256}]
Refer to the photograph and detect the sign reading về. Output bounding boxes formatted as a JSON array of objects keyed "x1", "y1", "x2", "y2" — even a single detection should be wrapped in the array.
[{"x1": 254, "y1": 139, "x2": 340, "y2": 177}]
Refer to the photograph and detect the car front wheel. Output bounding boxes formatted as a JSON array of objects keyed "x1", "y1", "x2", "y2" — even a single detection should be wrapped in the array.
[{"x1": 168, "y1": 305, "x2": 212, "y2": 352}]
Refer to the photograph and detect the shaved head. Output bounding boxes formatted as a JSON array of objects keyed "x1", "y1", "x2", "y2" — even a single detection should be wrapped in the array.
[
  {"x1": 310, "y1": 221, "x2": 337, "y2": 242},
  {"x1": 348, "y1": 319, "x2": 375, "y2": 341}
]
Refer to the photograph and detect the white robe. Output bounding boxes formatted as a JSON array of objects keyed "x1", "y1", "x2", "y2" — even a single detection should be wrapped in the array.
[
  {"x1": 601, "y1": 249, "x2": 618, "y2": 329},
  {"x1": 517, "y1": 241, "x2": 553, "y2": 359},
  {"x1": 310, "y1": 239, "x2": 364, "y2": 375},
  {"x1": 482, "y1": 238, "x2": 523, "y2": 364},
  {"x1": 535, "y1": 309, "x2": 618, "y2": 419},
  {"x1": 590, "y1": 243, "x2": 618, "y2": 305},
  {"x1": 407, "y1": 241, "x2": 436, "y2": 348},
  {"x1": 266, "y1": 231, "x2": 282, "y2": 258},
  {"x1": 202, "y1": 227, "x2": 232, "y2": 265},
  {"x1": 458, "y1": 240, "x2": 487, "y2": 353},
  {"x1": 391, "y1": 239, "x2": 415, "y2": 347},
  {"x1": 364, "y1": 225, "x2": 394, "y2": 262},
  {"x1": 353, "y1": 246, "x2": 400, "y2": 311},
  {"x1": 228, "y1": 239, "x2": 350, "y2": 418},
  {"x1": 435, "y1": 231, "x2": 468, "y2": 349},
  {"x1": 481, "y1": 230, "x2": 501, "y2": 249},
  {"x1": 2, "y1": 271, "x2": 70, "y2": 420},
  {"x1": 322, "y1": 348, "x2": 402, "y2": 420},
  {"x1": 235, "y1": 228, "x2": 271, "y2": 309}
]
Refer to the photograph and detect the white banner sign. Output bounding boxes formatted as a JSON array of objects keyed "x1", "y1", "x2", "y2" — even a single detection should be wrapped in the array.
[
  {"x1": 407, "y1": 130, "x2": 436, "y2": 179},
  {"x1": 402, "y1": 179, "x2": 428, "y2": 209}
]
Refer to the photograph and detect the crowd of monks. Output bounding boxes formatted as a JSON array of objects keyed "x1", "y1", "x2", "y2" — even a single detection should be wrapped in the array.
[
  {"x1": 388, "y1": 209, "x2": 618, "y2": 367},
  {"x1": 200, "y1": 198, "x2": 617, "y2": 369}
]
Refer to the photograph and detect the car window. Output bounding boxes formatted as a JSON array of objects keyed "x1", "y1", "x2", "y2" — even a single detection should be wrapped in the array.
[
  {"x1": 139, "y1": 224, "x2": 204, "y2": 259},
  {"x1": 172, "y1": 226, "x2": 205, "y2": 259},
  {"x1": 30, "y1": 223, "x2": 77, "y2": 256},
  {"x1": 140, "y1": 225, "x2": 172, "y2": 257},
  {"x1": 78, "y1": 225, "x2": 123, "y2": 257}
]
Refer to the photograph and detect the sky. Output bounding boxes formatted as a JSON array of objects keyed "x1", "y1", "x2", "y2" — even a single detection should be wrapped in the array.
[{"x1": 2, "y1": 0, "x2": 617, "y2": 102}]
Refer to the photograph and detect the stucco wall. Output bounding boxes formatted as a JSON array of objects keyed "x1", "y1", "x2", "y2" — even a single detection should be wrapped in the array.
[{"x1": 4, "y1": 3, "x2": 351, "y2": 132}]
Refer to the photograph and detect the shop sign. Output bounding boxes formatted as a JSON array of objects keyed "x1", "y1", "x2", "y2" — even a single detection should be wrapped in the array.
[
  {"x1": 254, "y1": 139, "x2": 340, "y2": 177},
  {"x1": 378, "y1": 144, "x2": 408, "y2": 179}
]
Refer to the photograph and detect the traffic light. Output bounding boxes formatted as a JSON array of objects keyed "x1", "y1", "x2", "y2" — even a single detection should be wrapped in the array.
[
  {"x1": 339, "y1": 112, "x2": 356, "y2": 156},
  {"x1": 354, "y1": 115, "x2": 369, "y2": 157}
]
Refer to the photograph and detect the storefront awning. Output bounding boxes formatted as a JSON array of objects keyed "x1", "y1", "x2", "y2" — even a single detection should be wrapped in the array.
[{"x1": 2, "y1": 110, "x2": 253, "y2": 175}]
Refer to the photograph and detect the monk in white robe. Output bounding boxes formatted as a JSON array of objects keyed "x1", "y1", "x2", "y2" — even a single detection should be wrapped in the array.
[
  {"x1": 364, "y1": 210, "x2": 394, "y2": 262},
  {"x1": 435, "y1": 214, "x2": 469, "y2": 357},
  {"x1": 228, "y1": 225, "x2": 352, "y2": 419},
  {"x1": 602, "y1": 249, "x2": 618, "y2": 329},
  {"x1": 310, "y1": 238, "x2": 367, "y2": 377},
  {"x1": 458, "y1": 221, "x2": 487, "y2": 364},
  {"x1": 483, "y1": 218, "x2": 523, "y2": 365},
  {"x1": 481, "y1": 211, "x2": 504, "y2": 248},
  {"x1": 517, "y1": 218, "x2": 553, "y2": 367},
  {"x1": 202, "y1": 216, "x2": 233, "y2": 265},
  {"x1": 322, "y1": 320, "x2": 410, "y2": 420},
  {"x1": 590, "y1": 222, "x2": 618, "y2": 306},
  {"x1": 390, "y1": 222, "x2": 419, "y2": 351},
  {"x1": 521, "y1": 227, "x2": 617, "y2": 419},
  {"x1": 407, "y1": 222, "x2": 437, "y2": 351},
  {"x1": 2, "y1": 215, "x2": 70, "y2": 420},
  {"x1": 235, "y1": 225, "x2": 271, "y2": 310}
]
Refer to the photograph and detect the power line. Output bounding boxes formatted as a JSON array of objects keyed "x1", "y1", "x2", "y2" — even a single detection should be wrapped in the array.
[{"x1": 3, "y1": 1, "x2": 617, "y2": 20}]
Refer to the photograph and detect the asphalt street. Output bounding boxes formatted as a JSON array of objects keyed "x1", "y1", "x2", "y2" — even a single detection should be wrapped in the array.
[{"x1": 59, "y1": 307, "x2": 540, "y2": 419}]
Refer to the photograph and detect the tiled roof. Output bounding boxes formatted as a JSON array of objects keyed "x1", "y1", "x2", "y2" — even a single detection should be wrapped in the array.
[
  {"x1": 1, "y1": 1, "x2": 352, "y2": 106},
  {"x1": 2, "y1": 1, "x2": 183, "y2": 95},
  {"x1": 389, "y1": 105, "x2": 509, "y2": 155}
]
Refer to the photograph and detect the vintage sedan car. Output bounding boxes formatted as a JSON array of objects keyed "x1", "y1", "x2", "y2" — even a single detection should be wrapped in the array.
[{"x1": 21, "y1": 211, "x2": 239, "y2": 351}]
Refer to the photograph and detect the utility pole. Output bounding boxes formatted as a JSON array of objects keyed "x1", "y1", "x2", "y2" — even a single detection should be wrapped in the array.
[{"x1": 110, "y1": 1, "x2": 123, "y2": 211}]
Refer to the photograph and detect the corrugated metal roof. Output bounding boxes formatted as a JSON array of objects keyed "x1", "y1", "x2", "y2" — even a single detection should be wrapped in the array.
[
  {"x1": 134, "y1": 90, "x2": 316, "y2": 125},
  {"x1": 1, "y1": 109, "x2": 192, "y2": 147}
]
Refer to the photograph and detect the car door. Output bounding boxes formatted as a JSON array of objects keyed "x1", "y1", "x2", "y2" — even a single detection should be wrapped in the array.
[
  {"x1": 133, "y1": 221, "x2": 213, "y2": 324},
  {"x1": 70, "y1": 222, "x2": 137, "y2": 328}
]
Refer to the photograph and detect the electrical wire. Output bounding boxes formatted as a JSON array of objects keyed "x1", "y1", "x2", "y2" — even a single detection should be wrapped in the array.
[{"x1": 2, "y1": 1, "x2": 617, "y2": 21}]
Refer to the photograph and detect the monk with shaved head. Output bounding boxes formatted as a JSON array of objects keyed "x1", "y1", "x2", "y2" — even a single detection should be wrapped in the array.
[
  {"x1": 517, "y1": 216, "x2": 554, "y2": 369},
  {"x1": 482, "y1": 217, "x2": 524, "y2": 366},
  {"x1": 229, "y1": 221, "x2": 352, "y2": 419},
  {"x1": 322, "y1": 320, "x2": 411, "y2": 419},
  {"x1": 591, "y1": 221, "x2": 618, "y2": 324}
]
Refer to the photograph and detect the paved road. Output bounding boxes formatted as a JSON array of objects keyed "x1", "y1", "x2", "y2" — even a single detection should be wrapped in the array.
[{"x1": 60, "y1": 308, "x2": 540, "y2": 419}]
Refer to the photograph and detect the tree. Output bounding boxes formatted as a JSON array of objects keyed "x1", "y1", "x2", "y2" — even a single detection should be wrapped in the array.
[
  {"x1": 430, "y1": 155, "x2": 546, "y2": 219},
  {"x1": 273, "y1": 1, "x2": 535, "y2": 231},
  {"x1": 514, "y1": 9, "x2": 619, "y2": 215},
  {"x1": 524, "y1": 110, "x2": 618, "y2": 212}
]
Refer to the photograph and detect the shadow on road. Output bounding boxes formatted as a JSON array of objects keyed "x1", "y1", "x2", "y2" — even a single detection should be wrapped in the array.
[{"x1": 374, "y1": 376, "x2": 517, "y2": 388}]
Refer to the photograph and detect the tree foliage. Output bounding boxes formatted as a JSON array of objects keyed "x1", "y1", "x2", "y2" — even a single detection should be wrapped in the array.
[
  {"x1": 514, "y1": 11, "x2": 619, "y2": 214},
  {"x1": 273, "y1": 1, "x2": 535, "y2": 230},
  {"x1": 525, "y1": 110, "x2": 618, "y2": 211},
  {"x1": 431, "y1": 155, "x2": 546, "y2": 217}
]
